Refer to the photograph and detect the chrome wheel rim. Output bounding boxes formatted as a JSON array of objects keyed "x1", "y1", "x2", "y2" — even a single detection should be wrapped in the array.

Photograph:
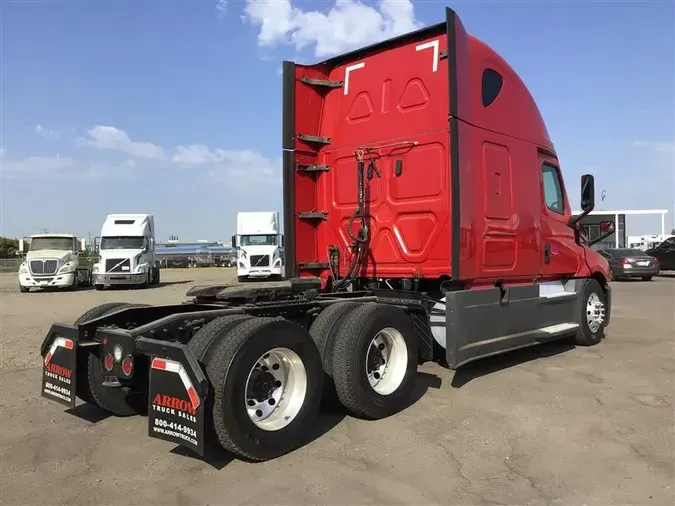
[
  {"x1": 586, "y1": 292, "x2": 605, "y2": 333},
  {"x1": 365, "y1": 327, "x2": 408, "y2": 396},
  {"x1": 244, "y1": 347, "x2": 307, "y2": 431}
]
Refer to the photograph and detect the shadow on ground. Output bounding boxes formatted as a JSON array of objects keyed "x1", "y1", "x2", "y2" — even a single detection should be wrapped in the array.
[
  {"x1": 168, "y1": 370, "x2": 443, "y2": 470},
  {"x1": 66, "y1": 403, "x2": 114, "y2": 423},
  {"x1": 450, "y1": 339, "x2": 575, "y2": 388}
]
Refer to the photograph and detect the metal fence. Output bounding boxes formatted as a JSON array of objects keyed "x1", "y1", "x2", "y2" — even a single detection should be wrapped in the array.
[{"x1": 0, "y1": 256, "x2": 100, "y2": 273}]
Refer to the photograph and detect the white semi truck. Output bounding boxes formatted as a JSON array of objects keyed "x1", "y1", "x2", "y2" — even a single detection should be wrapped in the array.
[
  {"x1": 18, "y1": 234, "x2": 91, "y2": 292},
  {"x1": 92, "y1": 213, "x2": 160, "y2": 290},
  {"x1": 231, "y1": 211, "x2": 284, "y2": 282}
]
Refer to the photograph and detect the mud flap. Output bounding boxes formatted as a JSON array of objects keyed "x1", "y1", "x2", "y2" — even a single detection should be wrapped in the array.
[
  {"x1": 41, "y1": 337, "x2": 77, "y2": 408},
  {"x1": 137, "y1": 338, "x2": 207, "y2": 456}
]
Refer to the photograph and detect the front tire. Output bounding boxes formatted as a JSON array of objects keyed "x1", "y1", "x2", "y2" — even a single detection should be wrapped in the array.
[
  {"x1": 19, "y1": 284, "x2": 29, "y2": 293},
  {"x1": 204, "y1": 317, "x2": 323, "y2": 461},
  {"x1": 642, "y1": 276, "x2": 653, "y2": 281},
  {"x1": 331, "y1": 303, "x2": 418, "y2": 420},
  {"x1": 575, "y1": 279, "x2": 607, "y2": 346}
]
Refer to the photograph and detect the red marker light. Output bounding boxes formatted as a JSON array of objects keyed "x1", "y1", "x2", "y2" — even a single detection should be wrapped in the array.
[
  {"x1": 104, "y1": 353, "x2": 114, "y2": 372},
  {"x1": 121, "y1": 357, "x2": 133, "y2": 376}
]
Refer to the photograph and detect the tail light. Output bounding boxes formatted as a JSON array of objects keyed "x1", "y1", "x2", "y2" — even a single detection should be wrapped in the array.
[
  {"x1": 621, "y1": 258, "x2": 632, "y2": 265},
  {"x1": 121, "y1": 357, "x2": 134, "y2": 377},
  {"x1": 103, "y1": 353, "x2": 114, "y2": 372}
]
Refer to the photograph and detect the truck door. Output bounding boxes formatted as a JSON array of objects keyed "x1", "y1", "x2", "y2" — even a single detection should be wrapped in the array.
[{"x1": 539, "y1": 157, "x2": 580, "y2": 278}]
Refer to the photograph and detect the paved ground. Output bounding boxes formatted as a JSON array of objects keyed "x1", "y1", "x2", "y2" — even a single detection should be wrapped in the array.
[{"x1": 1, "y1": 268, "x2": 673, "y2": 505}]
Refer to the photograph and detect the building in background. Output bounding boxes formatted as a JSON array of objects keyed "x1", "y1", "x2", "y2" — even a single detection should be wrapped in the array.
[{"x1": 573, "y1": 209, "x2": 669, "y2": 251}]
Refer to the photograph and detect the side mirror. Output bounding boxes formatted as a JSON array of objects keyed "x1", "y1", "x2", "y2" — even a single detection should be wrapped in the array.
[
  {"x1": 589, "y1": 220, "x2": 615, "y2": 247},
  {"x1": 568, "y1": 174, "x2": 596, "y2": 227},
  {"x1": 580, "y1": 174, "x2": 595, "y2": 212},
  {"x1": 231, "y1": 235, "x2": 237, "y2": 248}
]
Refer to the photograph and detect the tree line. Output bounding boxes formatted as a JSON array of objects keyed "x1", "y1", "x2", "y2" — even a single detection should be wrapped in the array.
[{"x1": 0, "y1": 237, "x2": 19, "y2": 258}]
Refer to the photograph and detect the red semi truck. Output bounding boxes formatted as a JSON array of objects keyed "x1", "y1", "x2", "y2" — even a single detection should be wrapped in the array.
[{"x1": 39, "y1": 7, "x2": 615, "y2": 462}]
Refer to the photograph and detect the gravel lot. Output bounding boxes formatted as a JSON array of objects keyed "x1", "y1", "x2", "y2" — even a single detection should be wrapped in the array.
[{"x1": 1, "y1": 268, "x2": 673, "y2": 505}]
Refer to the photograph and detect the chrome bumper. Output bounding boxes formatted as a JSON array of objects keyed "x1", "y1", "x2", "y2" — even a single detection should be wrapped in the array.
[{"x1": 93, "y1": 272, "x2": 147, "y2": 285}]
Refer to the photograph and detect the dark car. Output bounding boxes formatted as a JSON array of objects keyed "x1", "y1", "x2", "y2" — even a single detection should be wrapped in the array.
[
  {"x1": 645, "y1": 236, "x2": 675, "y2": 271},
  {"x1": 599, "y1": 248, "x2": 660, "y2": 281}
]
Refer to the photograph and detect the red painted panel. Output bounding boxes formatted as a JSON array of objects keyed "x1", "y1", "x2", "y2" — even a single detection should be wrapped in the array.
[{"x1": 296, "y1": 31, "x2": 453, "y2": 281}]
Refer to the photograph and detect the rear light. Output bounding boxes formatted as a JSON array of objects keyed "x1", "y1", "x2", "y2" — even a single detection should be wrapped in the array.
[
  {"x1": 621, "y1": 258, "x2": 632, "y2": 265},
  {"x1": 104, "y1": 353, "x2": 114, "y2": 372},
  {"x1": 121, "y1": 357, "x2": 134, "y2": 376}
]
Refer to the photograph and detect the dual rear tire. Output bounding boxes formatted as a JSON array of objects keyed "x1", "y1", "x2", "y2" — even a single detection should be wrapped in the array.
[
  {"x1": 310, "y1": 302, "x2": 419, "y2": 420},
  {"x1": 188, "y1": 302, "x2": 419, "y2": 461},
  {"x1": 188, "y1": 315, "x2": 323, "y2": 461}
]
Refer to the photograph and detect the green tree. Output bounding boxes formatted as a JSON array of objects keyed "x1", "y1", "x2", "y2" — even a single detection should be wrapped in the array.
[{"x1": 0, "y1": 237, "x2": 19, "y2": 258}]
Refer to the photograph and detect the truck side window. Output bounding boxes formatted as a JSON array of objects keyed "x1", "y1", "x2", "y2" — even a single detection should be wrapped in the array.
[
  {"x1": 541, "y1": 163, "x2": 565, "y2": 214},
  {"x1": 482, "y1": 68, "x2": 503, "y2": 107}
]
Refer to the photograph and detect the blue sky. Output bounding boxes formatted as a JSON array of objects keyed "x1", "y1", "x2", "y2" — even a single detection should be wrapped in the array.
[{"x1": 1, "y1": 0, "x2": 673, "y2": 241}]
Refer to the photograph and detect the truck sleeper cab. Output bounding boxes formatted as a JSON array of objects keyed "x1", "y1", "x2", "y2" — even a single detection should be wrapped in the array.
[
  {"x1": 92, "y1": 213, "x2": 161, "y2": 290},
  {"x1": 232, "y1": 211, "x2": 284, "y2": 282},
  {"x1": 39, "y1": 7, "x2": 613, "y2": 463}
]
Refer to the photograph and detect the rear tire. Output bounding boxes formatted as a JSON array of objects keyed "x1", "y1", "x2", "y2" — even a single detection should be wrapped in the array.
[
  {"x1": 188, "y1": 315, "x2": 252, "y2": 363},
  {"x1": 75, "y1": 303, "x2": 150, "y2": 415},
  {"x1": 642, "y1": 276, "x2": 653, "y2": 281},
  {"x1": 94, "y1": 284, "x2": 104, "y2": 291},
  {"x1": 309, "y1": 302, "x2": 360, "y2": 409},
  {"x1": 73, "y1": 302, "x2": 148, "y2": 406},
  {"x1": 331, "y1": 303, "x2": 418, "y2": 420},
  {"x1": 204, "y1": 317, "x2": 323, "y2": 461},
  {"x1": 67, "y1": 274, "x2": 79, "y2": 291},
  {"x1": 575, "y1": 279, "x2": 607, "y2": 346}
]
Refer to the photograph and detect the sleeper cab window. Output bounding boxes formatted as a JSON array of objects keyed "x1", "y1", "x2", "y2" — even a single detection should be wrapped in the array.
[
  {"x1": 541, "y1": 163, "x2": 565, "y2": 214},
  {"x1": 482, "y1": 68, "x2": 503, "y2": 107}
]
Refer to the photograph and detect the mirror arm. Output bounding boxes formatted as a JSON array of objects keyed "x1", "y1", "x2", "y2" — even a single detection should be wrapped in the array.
[
  {"x1": 568, "y1": 203, "x2": 595, "y2": 227},
  {"x1": 588, "y1": 228, "x2": 614, "y2": 247}
]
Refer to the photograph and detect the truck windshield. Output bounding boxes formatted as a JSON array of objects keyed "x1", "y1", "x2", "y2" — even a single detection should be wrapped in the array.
[
  {"x1": 101, "y1": 236, "x2": 145, "y2": 250},
  {"x1": 241, "y1": 235, "x2": 277, "y2": 246},
  {"x1": 29, "y1": 237, "x2": 73, "y2": 251}
]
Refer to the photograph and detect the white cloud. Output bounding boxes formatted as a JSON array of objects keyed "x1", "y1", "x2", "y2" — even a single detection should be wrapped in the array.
[
  {"x1": 172, "y1": 144, "x2": 224, "y2": 165},
  {"x1": 1, "y1": 155, "x2": 75, "y2": 178},
  {"x1": 78, "y1": 125, "x2": 166, "y2": 160},
  {"x1": 216, "y1": 0, "x2": 228, "y2": 18},
  {"x1": 6, "y1": 124, "x2": 278, "y2": 184},
  {"x1": 630, "y1": 140, "x2": 675, "y2": 171},
  {"x1": 242, "y1": 0, "x2": 422, "y2": 57},
  {"x1": 173, "y1": 144, "x2": 280, "y2": 184},
  {"x1": 34, "y1": 124, "x2": 63, "y2": 141}
]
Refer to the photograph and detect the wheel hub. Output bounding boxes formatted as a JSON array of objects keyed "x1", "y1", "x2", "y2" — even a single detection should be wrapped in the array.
[
  {"x1": 365, "y1": 328, "x2": 408, "y2": 396},
  {"x1": 586, "y1": 292, "x2": 606, "y2": 333},
  {"x1": 244, "y1": 347, "x2": 307, "y2": 431}
]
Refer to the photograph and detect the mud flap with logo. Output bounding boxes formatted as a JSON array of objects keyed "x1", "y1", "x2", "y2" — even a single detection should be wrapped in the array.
[
  {"x1": 140, "y1": 339, "x2": 208, "y2": 456},
  {"x1": 41, "y1": 336, "x2": 77, "y2": 408}
]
